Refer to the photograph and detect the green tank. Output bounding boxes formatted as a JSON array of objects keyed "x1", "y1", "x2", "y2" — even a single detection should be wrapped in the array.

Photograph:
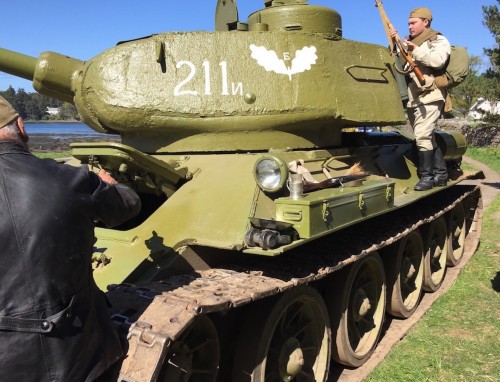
[{"x1": 0, "y1": 1, "x2": 482, "y2": 381}]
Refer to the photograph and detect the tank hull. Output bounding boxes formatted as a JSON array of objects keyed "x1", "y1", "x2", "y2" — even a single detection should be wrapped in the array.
[{"x1": 72, "y1": 128, "x2": 481, "y2": 380}]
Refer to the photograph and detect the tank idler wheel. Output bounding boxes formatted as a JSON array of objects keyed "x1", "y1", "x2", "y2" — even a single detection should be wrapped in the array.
[
  {"x1": 422, "y1": 217, "x2": 448, "y2": 292},
  {"x1": 327, "y1": 253, "x2": 386, "y2": 368},
  {"x1": 232, "y1": 285, "x2": 331, "y2": 382},
  {"x1": 385, "y1": 231, "x2": 424, "y2": 318},
  {"x1": 158, "y1": 315, "x2": 219, "y2": 382},
  {"x1": 446, "y1": 202, "x2": 467, "y2": 267}
]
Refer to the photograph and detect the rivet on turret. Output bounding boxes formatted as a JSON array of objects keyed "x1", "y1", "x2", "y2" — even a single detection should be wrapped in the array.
[{"x1": 244, "y1": 93, "x2": 257, "y2": 104}]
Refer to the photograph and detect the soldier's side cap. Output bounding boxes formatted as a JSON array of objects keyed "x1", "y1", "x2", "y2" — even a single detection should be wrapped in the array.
[
  {"x1": 409, "y1": 7, "x2": 432, "y2": 21},
  {"x1": 0, "y1": 95, "x2": 19, "y2": 129}
]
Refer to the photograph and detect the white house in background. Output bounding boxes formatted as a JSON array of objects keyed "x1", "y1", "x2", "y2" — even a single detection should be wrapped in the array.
[
  {"x1": 468, "y1": 97, "x2": 500, "y2": 120},
  {"x1": 46, "y1": 107, "x2": 59, "y2": 115}
]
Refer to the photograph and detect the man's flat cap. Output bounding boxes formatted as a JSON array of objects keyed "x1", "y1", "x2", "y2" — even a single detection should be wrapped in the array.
[
  {"x1": 0, "y1": 95, "x2": 19, "y2": 129},
  {"x1": 409, "y1": 7, "x2": 433, "y2": 21}
]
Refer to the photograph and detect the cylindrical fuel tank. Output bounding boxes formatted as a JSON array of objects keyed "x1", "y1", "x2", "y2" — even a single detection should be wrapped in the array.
[{"x1": 436, "y1": 130, "x2": 467, "y2": 160}]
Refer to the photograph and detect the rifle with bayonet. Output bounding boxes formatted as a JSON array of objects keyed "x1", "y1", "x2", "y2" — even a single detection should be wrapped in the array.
[{"x1": 375, "y1": 0, "x2": 425, "y2": 85}]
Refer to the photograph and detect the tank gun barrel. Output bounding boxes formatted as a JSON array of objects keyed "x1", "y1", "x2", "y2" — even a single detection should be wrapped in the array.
[
  {"x1": 0, "y1": 48, "x2": 37, "y2": 82},
  {"x1": 0, "y1": 48, "x2": 84, "y2": 103}
]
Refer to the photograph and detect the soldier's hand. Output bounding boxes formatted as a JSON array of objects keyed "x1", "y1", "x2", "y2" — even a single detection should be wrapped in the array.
[
  {"x1": 98, "y1": 169, "x2": 118, "y2": 185},
  {"x1": 414, "y1": 74, "x2": 435, "y2": 91},
  {"x1": 405, "y1": 41, "x2": 415, "y2": 52}
]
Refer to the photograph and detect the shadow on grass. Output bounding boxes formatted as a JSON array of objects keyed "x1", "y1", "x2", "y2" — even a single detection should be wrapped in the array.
[{"x1": 491, "y1": 271, "x2": 500, "y2": 292}]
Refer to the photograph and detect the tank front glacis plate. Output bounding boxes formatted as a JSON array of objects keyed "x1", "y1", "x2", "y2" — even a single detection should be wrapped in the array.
[
  {"x1": 76, "y1": 32, "x2": 405, "y2": 152},
  {"x1": 91, "y1": 152, "x2": 264, "y2": 290}
]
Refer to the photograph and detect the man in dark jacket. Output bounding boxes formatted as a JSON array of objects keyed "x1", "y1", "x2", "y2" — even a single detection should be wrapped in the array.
[{"x1": 0, "y1": 95, "x2": 141, "y2": 382}]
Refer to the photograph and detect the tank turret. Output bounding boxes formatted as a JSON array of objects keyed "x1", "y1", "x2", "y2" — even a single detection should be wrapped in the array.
[{"x1": 0, "y1": 1, "x2": 405, "y2": 153}]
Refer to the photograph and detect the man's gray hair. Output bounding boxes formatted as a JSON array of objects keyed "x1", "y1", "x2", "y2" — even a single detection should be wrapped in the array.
[{"x1": 0, "y1": 119, "x2": 23, "y2": 143}]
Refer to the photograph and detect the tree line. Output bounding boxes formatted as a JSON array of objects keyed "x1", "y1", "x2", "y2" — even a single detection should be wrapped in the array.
[
  {"x1": 0, "y1": 86, "x2": 79, "y2": 121},
  {"x1": 446, "y1": 2, "x2": 499, "y2": 120}
]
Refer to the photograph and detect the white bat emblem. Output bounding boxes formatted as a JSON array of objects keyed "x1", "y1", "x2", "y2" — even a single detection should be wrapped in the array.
[{"x1": 249, "y1": 44, "x2": 318, "y2": 80}]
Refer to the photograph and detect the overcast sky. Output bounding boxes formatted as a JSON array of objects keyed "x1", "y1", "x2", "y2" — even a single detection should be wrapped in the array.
[{"x1": 0, "y1": 0, "x2": 496, "y2": 91}]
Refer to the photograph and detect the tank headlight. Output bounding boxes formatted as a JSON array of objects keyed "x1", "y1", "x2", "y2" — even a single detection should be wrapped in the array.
[{"x1": 254, "y1": 155, "x2": 288, "y2": 193}]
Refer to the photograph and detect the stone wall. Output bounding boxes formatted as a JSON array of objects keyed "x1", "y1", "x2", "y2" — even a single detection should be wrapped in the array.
[
  {"x1": 437, "y1": 119, "x2": 500, "y2": 148},
  {"x1": 396, "y1": 119, "x2": 499, "y2": 147},
  {"x1": 460, "y1": 125, "x2": 500, "y2": 147}
]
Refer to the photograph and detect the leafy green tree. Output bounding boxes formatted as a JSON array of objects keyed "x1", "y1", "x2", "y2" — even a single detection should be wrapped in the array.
[
  {"x1": 59, "y1": 102, "x2": 79, "y2": 121},
  {"x1": 483, "y1": 0, "x2": 500, "y2": 71},
  {"x1": 482, "y1": 1, "x2": 500, "y2": 104},
  {"x1": 15, "y1": 89, "x2": 30, "y2": 119},
  {"x1": 0, "y1": 88, "x2": 69, "y2": 120},
  {"x1": 450, "y1": 55, "x2": 483, "y2": 117},
  {"x1": 0, "y1": 86, "x2": 17, "y2": 114},
  {"x1": 24, "y1": 93, "x2": 44, "y2": 120}
]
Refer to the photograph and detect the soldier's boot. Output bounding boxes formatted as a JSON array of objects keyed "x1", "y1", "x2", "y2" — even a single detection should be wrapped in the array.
[
  {"x1": 414, "y1": 150, "x2": 435, "y2": 191},
  {"x1": 433, "y1": 147, "x2": 448, "y2": 187}
]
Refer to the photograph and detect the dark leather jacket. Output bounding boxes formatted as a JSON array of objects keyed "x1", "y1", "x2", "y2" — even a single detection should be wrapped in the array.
[{"x1": 0, "y1": 142, "x2": 141, "y2": 382}]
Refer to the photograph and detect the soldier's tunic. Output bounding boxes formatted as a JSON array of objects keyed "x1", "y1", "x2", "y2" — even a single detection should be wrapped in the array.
[{"x1": 406, "y1": 29, "x2": 451, "y2": 151}]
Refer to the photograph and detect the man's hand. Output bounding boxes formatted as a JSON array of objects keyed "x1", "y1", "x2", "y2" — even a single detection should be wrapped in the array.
[
  {"x1": 414, "y1": 74, "x2": 435, "y2": 91},
  {"x1": 405, "y1": 41, "x2": 415, "y2": 52},
  {"x1": 98, "y1": 169, "x2": 118, "y2": 185},
  {"x1": 389, "y1": 28, "x2": 414, "y2": 52}
]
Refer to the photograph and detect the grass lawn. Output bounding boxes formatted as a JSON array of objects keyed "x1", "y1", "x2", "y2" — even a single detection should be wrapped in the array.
[
  {"x1": 466, "y1": 147, "x2": 500, "y2": 174},
  {"x1": 33, "y1": 151, "x2": 72, "y2": 159}
]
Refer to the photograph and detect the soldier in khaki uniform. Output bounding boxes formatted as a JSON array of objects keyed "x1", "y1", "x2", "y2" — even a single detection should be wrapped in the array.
[{"x1": 391, "y1": 7, "x2": 451, "y2": 191}]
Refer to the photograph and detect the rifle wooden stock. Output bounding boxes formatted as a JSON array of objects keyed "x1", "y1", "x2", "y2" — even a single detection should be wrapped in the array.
[
  {"x1": 303, "y1": 173, "x2": 370, "y2": 193},
  {"x1": 375, "y1": 0, "x2": 426, "y2": 85}
]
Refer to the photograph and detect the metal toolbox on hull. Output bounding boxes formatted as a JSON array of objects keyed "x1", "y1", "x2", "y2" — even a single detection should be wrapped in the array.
[{"x1": 275, "y1": 180, "x2": 395, "y2": 238}]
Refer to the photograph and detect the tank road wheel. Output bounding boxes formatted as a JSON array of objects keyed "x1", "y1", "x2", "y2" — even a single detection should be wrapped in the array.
[
  {"x1": 328, "y1": 253, "x2": 386, "y2": 367},
  {"x1": 446, "y1": 202, "x2": 467, "y2": 267},
  {"x1": 158, "y1": 315, "x2": 219, "y2": 382},
  {"x1": 422, "y1": 217, "x2": 448, "y2": 292},
  {"x1": 385, "y1": 231, "x2": 424, "y2": 318},
  {"x1": 232, "y1": 286, "x2": 331, "y2": 382}
]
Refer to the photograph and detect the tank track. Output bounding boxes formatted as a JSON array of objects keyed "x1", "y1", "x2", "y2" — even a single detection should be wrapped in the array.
[{"x1": 109, "y1": 184, "x2": 481, "y2": 382}]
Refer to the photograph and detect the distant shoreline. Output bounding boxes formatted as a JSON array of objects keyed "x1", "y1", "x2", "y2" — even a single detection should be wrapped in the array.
[
  {"x1": 25, "y1": 120, "x2": 81, "y2": 124},
  {"x1": 29, "y1": 134, "x2": 120, "y2": 152}
]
